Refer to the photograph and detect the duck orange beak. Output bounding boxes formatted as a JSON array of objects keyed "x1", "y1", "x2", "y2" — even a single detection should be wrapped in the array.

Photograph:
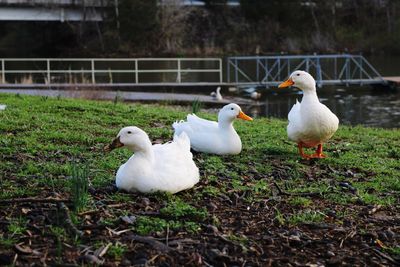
[
  {"x1": 104, "y1": 136, "x2": 124, "y2": 152},
  {"x1": 278, "y1": 78, "x2": 294, "y2": 88},
  {"x1": 237, "y1": 110, "x2": 253, "y2": 121}
]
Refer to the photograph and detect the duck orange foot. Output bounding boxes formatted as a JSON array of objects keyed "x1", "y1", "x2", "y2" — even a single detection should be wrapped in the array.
[
  {"x1": 310, "y1": 144, "x2": 327, "y2": 159},
  {"x1": 298, "y1": 143, "x2": 327, "y2": 159}
]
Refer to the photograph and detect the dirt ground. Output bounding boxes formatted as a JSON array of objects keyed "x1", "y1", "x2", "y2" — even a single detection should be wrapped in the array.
[{"x1": 0, "y1": 174, "x2": 399, "y2": 267}]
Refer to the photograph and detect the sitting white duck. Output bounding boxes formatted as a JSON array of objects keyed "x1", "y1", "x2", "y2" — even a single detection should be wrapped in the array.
[
  {"x1": 242, "y1": 87, "x2": 261, "y2": 100},
  {"x1": 104, "y1": 126, "x2": 200, "y2": 194},
  {"x1": 173, "y1": 103, "x2": 253, "y2": 155},
  {"x1": 278, "y1": 70, "x2": 339, "y2": 159},
  {"x1": 210, "y1": 86, "x2": 223, "y2": 101}
]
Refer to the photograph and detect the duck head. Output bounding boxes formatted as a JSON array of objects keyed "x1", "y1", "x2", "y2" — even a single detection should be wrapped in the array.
[
  {"x1": 104, "y1": 126, "x2": 151, "y2": 152},
  {"x1": 218, "y1": 103, "x2": 253, "y2": 124},
  {"x1": 278, "y1": 70, "x2": 316, "y2": 92}
]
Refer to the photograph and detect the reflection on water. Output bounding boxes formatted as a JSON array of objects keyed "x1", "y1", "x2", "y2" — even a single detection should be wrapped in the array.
[{"x1": 244, "y1": 87, "x2": 400, "y2": 128}]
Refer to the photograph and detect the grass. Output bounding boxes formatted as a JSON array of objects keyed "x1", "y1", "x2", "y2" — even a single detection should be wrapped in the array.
[
  {"x1": 69, "y1": 163, "x2": 90, "y2": 212},
  {"x1": 0, "y1": 93, "x2": 399, "y2": 265},
  {"x1": 0, "y1": 93, "x2": 399, "y2": 206},
  {"x1": 191, "y1": 99, "x2": 203, "y2": 113},
  {"x1": 107, "y1": 242, "x2": 127, "y2": 260},
  {"x1": 287, "y1": 210, "x2": 326, "y2": 225},
  {"x1": 7, "y1": 218, "x2": 27, "y2": 236},
  {"x1": 159, "y1": 197, "x2": 208, "y2": 220},
  {"x1": 288, "y1": 196, "x2": 312, "y2": 207},
  {"x1": 135, "y1": 216, "x2": 201, "y2": 235}
]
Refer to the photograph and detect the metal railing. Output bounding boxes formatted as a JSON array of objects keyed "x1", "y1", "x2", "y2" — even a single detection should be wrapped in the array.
[
  {"x1": 0, "y1": 55, "x2": 388, "y2": 88},
  {"x1": 227, "y1": 54, "x2": 385, "y2": 87},
  {"x1": 0, "y1": 58, "x2": 223, "y2": 86}
]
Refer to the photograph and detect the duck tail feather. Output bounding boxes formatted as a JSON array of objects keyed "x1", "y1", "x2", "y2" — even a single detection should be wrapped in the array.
[{"x1": 174, "y1": 131, "x2": 191, "y2": 150}]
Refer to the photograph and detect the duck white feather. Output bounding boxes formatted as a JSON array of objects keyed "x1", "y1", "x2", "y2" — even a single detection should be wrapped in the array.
[
  {"x1": 105, "y1": 126, "x2": 199, "y2": 194},
  {"x1": 173, "y1": 103, "x2": 252, "y2": 155},
  {"x1": 279, "y1": 70, "x2": 339, "y2": 159}
]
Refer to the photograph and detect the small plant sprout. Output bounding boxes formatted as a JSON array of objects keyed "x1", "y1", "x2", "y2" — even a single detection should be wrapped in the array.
[
  {"x1": 191, "y1": 99, "x2": 202, "y2": 113},
  {"x1": 69, "y1": 163, "x2": 90, "y2": 212}
]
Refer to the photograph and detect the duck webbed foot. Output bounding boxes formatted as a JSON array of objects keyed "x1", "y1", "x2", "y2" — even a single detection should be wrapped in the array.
[
  {"x1": 298, "y1": 143, "x2": 327, "y2": 159},
  {"x1": 309, "y1": 144, "x2": 327, "y2": 159},
  {"x1": 297, "y1": 142, "x2": 312, "y2": 159}
]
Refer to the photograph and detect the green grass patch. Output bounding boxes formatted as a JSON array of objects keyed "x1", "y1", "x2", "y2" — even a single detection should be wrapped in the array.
[
  {"x1": 135, "y1": 216, "x2": 201, "y2": 235},
  {"x1": 287, "y1": 210, "x2": 325, "y2": 225},
  {"x1": 0, "y1": 235, "x2": 18, "y2": 248},
  {"x1": 160, "y1": 198, "x2": 208, "y2": 220},
  {"x1": 288, "y1": 196, "x2": 312, "y2": 207}
]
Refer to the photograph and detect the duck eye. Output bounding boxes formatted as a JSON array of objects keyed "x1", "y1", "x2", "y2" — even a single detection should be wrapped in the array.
[
  {"x1": 296, "y1": 73, "x2": 300, "y2": 76},
  {"x1": 127, "y1": 131, "x2": 132, "y2": 134},
  {"x1": 230, "y1": 108, "x2": 234, "y2": 110}
]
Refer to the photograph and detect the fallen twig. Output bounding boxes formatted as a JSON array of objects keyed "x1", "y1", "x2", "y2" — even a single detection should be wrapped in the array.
[
  {"x1": 273, "y1": 182, "x2": 322, "y2": 197},
  {"x1": 57, "y1": 202, "x2": 83, "y2": 237},
  {"x1": 94, "y1": 242, "x2": 112, "y2": 258},
  {"x1": 0, "y1": 197, "x2": 69, "y2": 205},
  {"x1": 124, "y1": 235, "x2": 172, "y2": 252},
  {"x1": 169, "y1": 238, "x2": 200, "y2": 245},
  {"x1": 372, "y1": 248, "x2": 399, "y2": 265}
]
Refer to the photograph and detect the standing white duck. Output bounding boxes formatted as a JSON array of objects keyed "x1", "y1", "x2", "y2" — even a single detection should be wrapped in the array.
[
  {"x1": 173, "y1": 103, "x2": 253, "y2": 155},
  {"x1": 210, "y1": 86, "x2": 223, "y2": 101},
  {"x1": 104, "y1": 126, "x2": 200, "y2": 194},
  {"x1": 278, "y1": 70, "x2": 339, "y2": 159}
]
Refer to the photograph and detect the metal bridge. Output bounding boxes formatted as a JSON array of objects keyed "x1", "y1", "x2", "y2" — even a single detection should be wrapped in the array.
[
  {"x1": 0, "y1": 55, "x2": 395, "y2": 88},
  {"x1": 227, "y1": 54, "x2": 388, "y2": 88}
]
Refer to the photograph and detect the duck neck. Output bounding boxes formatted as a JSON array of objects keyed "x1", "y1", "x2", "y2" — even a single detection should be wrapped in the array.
[
  {"x1": 127, "y1": 140, "x2": 154, "y2": 162},
  {"x1": 301, "y1": 88, "x2": 319, "y2": 104},
  {"x1": 218, "y1": 117, "x2": 235, "y2": 131}
]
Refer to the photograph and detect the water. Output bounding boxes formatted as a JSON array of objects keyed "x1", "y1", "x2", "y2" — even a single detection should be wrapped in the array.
[{"x1": 243, "y1": 86, "x2": 400, "y2": 128}]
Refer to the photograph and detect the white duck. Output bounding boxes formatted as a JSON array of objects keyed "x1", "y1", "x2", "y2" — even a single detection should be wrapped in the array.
[
  {"x1": 173, "y1": 103, "x2": 253, "y2": 155},
  {"x1": 0, "y1": 104, "x2": 6, "y2": 111},
  {"x1": 250, "y1": 91, "x2": 261, "y2": 100},
  {"x1": 278, "y1": 70, "x2": 339, "y2": 159},
  {"x1": 210, "y1": 86, "x2": 223, "y2": 101},
  {"x1": 104, "y1": 126, "x2": 199, "y2": 194},
  {"x1": 243, "y1": 87, "x2": 261, "y2": 100}
]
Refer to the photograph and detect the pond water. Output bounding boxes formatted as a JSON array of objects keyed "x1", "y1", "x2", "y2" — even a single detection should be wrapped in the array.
[{"x1": 242, "y1": 86, "x2": 400, "y2": 129}]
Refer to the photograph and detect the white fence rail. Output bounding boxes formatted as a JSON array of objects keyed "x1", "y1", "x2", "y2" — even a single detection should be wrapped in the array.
[{"x1": 0, "y1": 58, "x2": 223, "y2": 86}]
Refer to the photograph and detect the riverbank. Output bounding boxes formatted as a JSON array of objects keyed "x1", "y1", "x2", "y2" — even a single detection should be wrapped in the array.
[
  {"x1": 0, "y1": 94, "x2": 399, "y2": 266},
  {"x1": 0, "y1": 88, "x2": 253, "y2": 105}
]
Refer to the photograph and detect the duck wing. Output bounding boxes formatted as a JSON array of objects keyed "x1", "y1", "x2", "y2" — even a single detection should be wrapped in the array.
[
  {"x1": 152, "y1": 132, "x2": 199, "y2": 193},
  {"x1": 287, "y1": 99, "x2": 303, "y2": 142},
  {"x1": 173, "y1": 114, "x2": 218, "y2": 135},
  {"x1": 187, "y1": 114, "x2": 218, "y2": 129}
]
